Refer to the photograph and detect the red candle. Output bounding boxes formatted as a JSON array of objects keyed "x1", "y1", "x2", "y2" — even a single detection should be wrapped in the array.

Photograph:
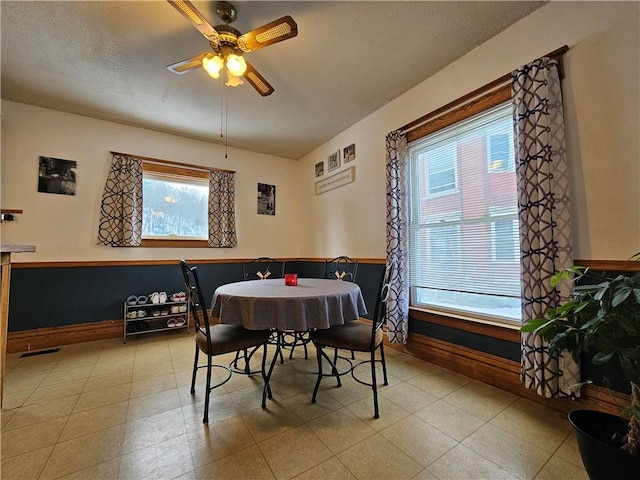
[{"x1": 285, "y1": 273, "x2": 298, "y2": 286}]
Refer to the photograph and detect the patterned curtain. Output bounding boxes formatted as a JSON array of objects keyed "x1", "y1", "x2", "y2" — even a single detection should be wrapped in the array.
[
  {"x1": 208, "y1": 170, "x2": 237, "y2": 248},
  {"x1": 385, "y1": 130, "x2": 409, "y2": 343},
  {"x1": 513, "y1": 57, "x2": 579, "y2": 398},
  {"x1": 97, "y1": 153, "x2": 143, "y2": 247}
]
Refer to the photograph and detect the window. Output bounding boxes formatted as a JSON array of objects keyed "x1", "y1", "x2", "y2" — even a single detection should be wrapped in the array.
[
  {"x1": 141, "y1": 162, "x2": 209, "y2": 247},
  {"x1": 409, "y1": 103, "x2": 522, "y2": 323}
]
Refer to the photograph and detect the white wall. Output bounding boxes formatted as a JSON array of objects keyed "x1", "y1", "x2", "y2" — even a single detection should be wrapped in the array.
[
  {"x1": 0, "y1": 101, "x2": 301, "y2": 262},
  {"x1": 297, "y1": 1, "x2": 640, "y2": 261}
]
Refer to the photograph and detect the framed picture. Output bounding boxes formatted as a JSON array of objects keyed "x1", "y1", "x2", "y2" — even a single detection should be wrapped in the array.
[
  {"x1": 328, "y1": 150, "x2": 341, "y2": 172},
  {"x1": 257, "y1": 183, "x2": 276, "y2": 215},
  {"x1": 38, "y1": 156, "x2": 77, "y2": 195},
  {"x1": 343, "y1": 143, "x2": 356, "y2": 163},
  {"x1": 315, "y1": 161, "x2": 324, "y2": 177}
]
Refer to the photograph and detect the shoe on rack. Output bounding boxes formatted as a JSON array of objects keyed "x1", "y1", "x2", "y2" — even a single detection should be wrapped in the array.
[
  {"x1": 137, "y1": 295, "x2": 148, "y2": 305},
  {"x1": 152, "y1": 309, "x2": 161, "y2": 317},
  {"x1": 170, "y1": 305, "x2": 180, "y2": 314},
  {"x1": 179, "y1": 305, "x2": 187, "y2": 313},
  {"x1": 159, "y1": 292, "x2": 167, "y2": 303},
  {"x1": 127, "y1": 295, "x2": 138, "y2": 306},
  {"x1": 175, "y1": 318, "x2": 186, "y2": 328},
  {"x1": 150, "y1": 292, "x2": 159, "y2": 304},
  {"x1": 167, "y1": 318, "x2": 177, "y2": 328},
  {"x1": 137, "y1": 310, "x2": 146, "y2": 318},
  {"x1": 160, "y1": 308, "x2": 169, "y2": 316},
  {"x1": 126, "y1": 311, "x2": 137, "y2": 319}
]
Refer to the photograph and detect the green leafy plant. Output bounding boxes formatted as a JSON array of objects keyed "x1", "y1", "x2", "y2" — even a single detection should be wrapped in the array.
[{"x1": 521, "y1": 264, "x2": 640, "y2": 456}]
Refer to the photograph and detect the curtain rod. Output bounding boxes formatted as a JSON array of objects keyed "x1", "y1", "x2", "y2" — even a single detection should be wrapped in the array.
[
  {"x1": 110, "y1": 151, "x2": 235, "y2": 174},
  {"x1": 399, "y1": 45, "x2": 569, "y2": 133}
]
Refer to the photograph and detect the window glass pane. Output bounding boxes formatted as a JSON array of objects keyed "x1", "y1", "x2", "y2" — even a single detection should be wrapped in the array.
[
  {"x1": 409, "y1": 103, "x2": 522, "y2": 323},
  {"x1": 142, "y1": 174, "x2": 208, "y2": 240}
]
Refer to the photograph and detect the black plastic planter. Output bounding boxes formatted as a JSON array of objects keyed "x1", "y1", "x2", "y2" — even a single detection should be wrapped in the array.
[{"x1": 568, "y1": 409, "x2": 640, "y2": 480}]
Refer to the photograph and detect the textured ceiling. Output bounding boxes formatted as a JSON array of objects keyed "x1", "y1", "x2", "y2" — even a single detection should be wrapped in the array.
[{"x1": 1, "y1": 1, "x2": 545, "y2": 160}]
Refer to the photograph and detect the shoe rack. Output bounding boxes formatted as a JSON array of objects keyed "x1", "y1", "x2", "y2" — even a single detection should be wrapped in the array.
[{"x1": 123, "y1": 292, "x2": 189, "y2": 343}]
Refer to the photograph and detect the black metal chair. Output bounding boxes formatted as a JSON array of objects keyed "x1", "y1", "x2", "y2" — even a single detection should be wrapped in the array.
[
  {"x1": 310, "y1": 260, "x2": 394, "y2": 418},
  {"x1": 243, "y1": 257, "x2": 285, "y2": 280},
  {"x1": 323, "y1": 256, "x2": 359, "y2": 282},
  {"x1": 180, "y1": 260, "x2": 274, "y2": 423}
]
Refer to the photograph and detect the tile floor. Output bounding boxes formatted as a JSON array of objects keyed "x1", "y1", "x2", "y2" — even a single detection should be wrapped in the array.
[{"x1": 1, "y1": 331, "x2": 588, "y2": 480}]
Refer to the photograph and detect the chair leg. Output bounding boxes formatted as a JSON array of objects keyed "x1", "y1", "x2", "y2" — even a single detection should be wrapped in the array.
[
  {"x1": 203, "y1": 355, "x2": 212, "y2": 423},
  {"x1": 331, "y1": 347, "x2": 341, "y2": 387},
  {"x1": 370, "y1": 349, "x2": 379, "y2": 419},
  {"x1": 311, "y1": 344, "x2": 323, "y2": 404},
  {"x1": 262, "y1": 339, "x2": 279, "y2": 408},
  {"x1": 380, "y1": 343, "x2": 388, "y2": 386},
  {"x1": 190, "y1": 346, "x2": 199, "y2": 395}
]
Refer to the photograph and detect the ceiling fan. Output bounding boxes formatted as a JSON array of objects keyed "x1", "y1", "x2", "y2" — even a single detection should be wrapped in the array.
[{"x1": 167, "y1": 0, "x2": 298, "y2": 96}]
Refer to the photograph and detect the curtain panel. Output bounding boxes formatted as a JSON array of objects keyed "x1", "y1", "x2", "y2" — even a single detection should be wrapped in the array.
[
  {"x1": 385, "y1": 130, "x2": 409, "y2": 343},
  {"x1": 97, "y1": 153, "x2": 143, "y2": 247},
  {"x1": 513, "y1": 57, "x2": 579, "y2": 398},
  {"x1": 208, "y1": 170, "x2": 238, "y2": 248}
]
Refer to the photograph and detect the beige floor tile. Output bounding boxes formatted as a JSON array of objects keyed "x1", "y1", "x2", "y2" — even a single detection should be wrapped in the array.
[
  {"x1": 231, "y1": 384, "x2": 280, "y2": 414},
  {"x1": 123, "y1": 406, "x2": 186, "y2": 453},
  {"x1": 269, "y1": 371, "x2": 316, "y2": 399},
  {"x1": 1, "y1": 387, "x2": 34, "y2": 410},
  {"x1": 73, "y1": 382, "x2": 131, "y2": 413},
  {"x1": 534, "y1": 454, "x2": 588, "y2": 480},
  {"x1": 427, "y1": 443, "x2": 519, "y2": 479},
  {"x1": 307, "y1": 407, "x2": 377, "y2": 454},
  {"x1": 118, "y1": 432, "x2": 194, "y2": 480},
  {"x1": 321, "y1": 377, "x2": 375, "y2": 406},
  {"x1": 385, "y1": 356, "x2": 441, "y2": 381},
  {"x1": 346, "y1": 393, "x2": 411, "y2": 430},
  {"x1": 23, "y1": 378, "x2": 86, "y2": 406},
  {"x1": 127, "y1": 387, "x2": 183, "y2": 423},
  {"x1": 380, "y1": 380, "x2": 439, "y2": 413},
  {"x1": 411, "y1": 468, "x2": 441, "y2": 479},
  {"x1": 283, "y1": 390, "x2": 342, "y2": 422},
  {"x1": 553, "y1": 431, "x2": 584, "y2": 467},
  {"x1": 1, "y1": 406, "x2": 18, "y2": 427},
  {"x1": 60, "y1": 400, "x2": 129, "y2": 442},
  {"x1": 39, "y1": 424, "x2": 125, "y2": 480},
  {"x1": 195, "y1": 444, "x2": 275, "y2": 480},
  {"x1": 462, "y1": 423, "x2": 551, "y2": 479},
  {"x1": 258, "y1": 424, "x2": 333, "y2": 479},
  {"x1": 489, "y1": 399, "x2": 572, "y2": 452},
  {"x1": 1, "y1": 416, "x2": 67, "y2": 459},
  {"x1": 415, "y1": 398, "x2": 486, "y2": 441},
  {"x1": 442, "y1": 380, "x2": 518, "y2": 420},
  {"x1": 132, "y1": 359, "x2": 175, "y2": 382},
  {"x1": 407, "y1": 370, "x2": 472, "y2": 398},
  {"x1": 90, "y1": 359, "x2": 135, "y2": 377},
  {"x1": 3, "y1": 395, "x2": 77, "y2": 431},
  {"x1": 379, "y1": 415, "x2": 458, "y2": 467},
  {"x1": 181, "y1": 392, "x2": 241, "y2": 429},
  {"x1": 292, "y1": 457, "x2": 356, "y2": 480},
  {"x1": 337, "y1": 433, "x2": 423, "y2": 480},
  {"x1": 55, "y1": 458, "x2": 121, "y2": 480},
  {"x1": 241, "y1": 400, "x2": 304, "y2": 443},
  {"x1": 40, "y1": 365, "x2": 93, "y2": 388},
  {"x1": 187, "y1": 415, "x2": 256, "y2": 468},
  {"x1": 4, "y1": 371, "x2": 47, "y2": 392},
  {"x1": 83, "y1": 368, "x2": 134, "y2": 392},
  {"x1": 130, "y1": 371, "x2": 177, "y2": 398},
  {"x1": 0, "y1": 445, "x2": 53, "y2": 480}
]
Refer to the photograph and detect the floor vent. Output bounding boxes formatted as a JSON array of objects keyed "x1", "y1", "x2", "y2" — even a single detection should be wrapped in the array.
[{"x1": 20, "y1": 348, "x2": 61, "y2": 358}]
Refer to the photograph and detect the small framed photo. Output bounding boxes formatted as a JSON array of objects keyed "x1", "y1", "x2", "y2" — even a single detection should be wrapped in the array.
[
  {"x1": 315, "y1": 161, "x2": 324, "y2": 178},
  {"x1": 38, "y1": 156, "x2": 77, "y2": 195},
  {"x1": 328, "y1": 150, "x2": 341, "y2": 173},
  {"x1": 343, "y1": 143, "x2": 356, "y2": 163},
  {"x1": 257, "y1": 183, "x2": 276, "y2": 215}
]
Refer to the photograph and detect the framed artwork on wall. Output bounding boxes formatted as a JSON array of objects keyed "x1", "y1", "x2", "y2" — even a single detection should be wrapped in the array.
[
  {"x1": 343, "y1": 143, "x2": 356, "y2": 163},
  {"x1": 38, "y1": 156, "x2": 77, "y2": 195},
  {"x1": 257, "y1": 183, "x2": 276, "y2": 215},
  {"x1": 315, "y1": 161, "x2": 324, "y2": 177},
  {"x1": 328, "y1": 150, "x2": 341, "y2": 172}
]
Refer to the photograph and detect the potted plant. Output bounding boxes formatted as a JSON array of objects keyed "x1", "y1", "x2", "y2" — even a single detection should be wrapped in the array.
[{"x1": 520, "y1": 265, "x2": 640, "y2": 479}]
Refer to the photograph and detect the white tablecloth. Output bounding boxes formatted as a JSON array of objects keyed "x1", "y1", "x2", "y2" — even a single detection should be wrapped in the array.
[{"x1": 211, "y1": 278, "x2": 367, "y2": 331}]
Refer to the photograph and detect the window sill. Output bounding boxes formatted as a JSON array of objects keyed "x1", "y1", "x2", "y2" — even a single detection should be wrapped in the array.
[
  {"x1": 141, "y1": 239, "x2": 208, "y2": 248},
  {"x1": 409, "y1": 306, "x2": 521, "y2": 343}
]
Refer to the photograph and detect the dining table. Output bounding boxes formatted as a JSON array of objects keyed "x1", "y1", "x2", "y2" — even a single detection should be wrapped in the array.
[{"x1": 210, "y1": 277, "x2": 368, "y2": 332}]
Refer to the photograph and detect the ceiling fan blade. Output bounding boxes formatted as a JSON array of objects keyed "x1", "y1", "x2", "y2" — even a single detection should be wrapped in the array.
[
  {"x1": 167, "y1": 0, "x2": 220, "y2": 43},
  {"x1": 243, "y1": 62, "x2": 274, "y2": 96},
  {"x1": 167, "y1": 52, "x2": 208, "y2": 74},
  {"x1": 237, "y1": 16, "x2": 298, "y2": 52}
]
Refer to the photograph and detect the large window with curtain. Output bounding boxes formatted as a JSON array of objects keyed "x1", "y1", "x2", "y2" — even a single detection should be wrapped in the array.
[{"x1": 408, "y1": 102, "x2": 522, "y2": 324}]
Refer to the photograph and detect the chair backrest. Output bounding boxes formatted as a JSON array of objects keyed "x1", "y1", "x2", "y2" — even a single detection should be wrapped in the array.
[
  {"x1": 243, "y1": 257, "x2": 285, "y2": 280},
  {"x1": 323, "y1": 256, "x2": 359, "y2": 282},
  {"x1": 371, "y1": 260, "x2": 395, "y2": 340},
  {"x1": 180, "y1": 260, "x2": 212, "y2": 343}
]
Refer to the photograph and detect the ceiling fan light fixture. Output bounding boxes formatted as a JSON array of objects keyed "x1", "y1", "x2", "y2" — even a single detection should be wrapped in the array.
[
  {"x1": 202, "y1": 54, "x2": 224, "y2": 78},
  {"x1": 225, "y1": 54, "x2": 247, "y2": 77},
  {"x1": 225, "y1": 73, "x2": 244, "y2": 87}
]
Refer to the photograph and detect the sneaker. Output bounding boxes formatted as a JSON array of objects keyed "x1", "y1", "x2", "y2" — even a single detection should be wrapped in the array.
[
  {"x1": 127, "y1": 295, "x2": 138, "y2": 306},
  {"x1": 137, "y1": 310, "x2": 146, "y2": 318},
  {"x1": 137, "y1": 295, "x2": 148, "y2": 305},
  {"x1": 170, "y1": 305, "x2": 180, "y2": 314},
  {"x1": 179, "y1": 305, "x2": 187, "y2": 313},
  {"x1": 159, "y1": 292, "x2": 167, "y2": 303},
  {"x1": 149, "y1": 292, "x2": 159, "y2": 304},
  {"x1": 160, "y1": 308, "x2": 169, "y2": 316},
  {"x1": 126, "y1": 311, "x2": 137, "y2": 319}
]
